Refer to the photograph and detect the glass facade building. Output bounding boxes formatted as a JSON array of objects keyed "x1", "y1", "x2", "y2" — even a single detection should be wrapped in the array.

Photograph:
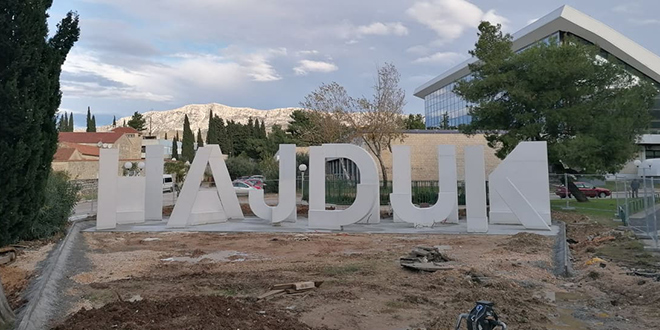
[{"x1": 418, "y1": 15, "x2": 660, "y2": 129}]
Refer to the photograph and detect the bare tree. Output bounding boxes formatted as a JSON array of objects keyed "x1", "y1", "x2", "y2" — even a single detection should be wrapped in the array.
[
  {"x1": 350, "y1": 63, "x2": 405, "y2": 187},
  {"x1": 299, "y1": 82, "x2": 354, "y2": 144},
  {"x1": 0, "y1": 279, "x2": 14, "y2": 328}
]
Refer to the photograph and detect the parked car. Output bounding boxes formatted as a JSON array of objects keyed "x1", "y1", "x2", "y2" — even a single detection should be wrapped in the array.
[
  {"x1": 233, "y1": 180, "x2": 256, "y2": 195},
  {"x1": 555, "y1": 182, "x2": 611, "y2": 198},
  {"x1": 246, "y1": 178, "x2": 264, "y2": 189},
  {"x1": 249, "y1": 175, "x2": 265, "y2": 181},
  {"x1": 163, "y1": 174, "x2": 173, "y2": 192}
]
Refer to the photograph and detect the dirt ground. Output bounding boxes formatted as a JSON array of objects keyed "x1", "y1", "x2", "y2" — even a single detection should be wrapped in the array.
[
  {"x1": 50, "y1": 230, "x2": 561, "y2": 330},
  {"x1": 5, "y1": 210, "x2": 658, "y2": 330},
  {"x1": 0, "y1": 241, "x2": 55, "y2": 310}
]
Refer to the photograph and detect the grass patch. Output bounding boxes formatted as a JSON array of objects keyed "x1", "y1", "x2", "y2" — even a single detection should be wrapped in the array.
[
  {"x1": 322, "y1": 264, "x2": 362, "y2": 276},
  {"x1": 551, "y1": 199, "x2": 620, "y2": 226},
  {"x1": 596, "y1": 239, "x2": 657, "y2": 268}
]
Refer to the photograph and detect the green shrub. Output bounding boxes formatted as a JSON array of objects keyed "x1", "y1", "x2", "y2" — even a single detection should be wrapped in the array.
[
  {"x1": 225, "y1": 156, "x2": 260, "y2": 180},
  {"x1": 23, "y1": 171, "x2": 80, "y2": 241}
]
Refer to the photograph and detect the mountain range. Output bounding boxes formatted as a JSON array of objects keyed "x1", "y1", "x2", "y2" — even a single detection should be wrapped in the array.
[{"x1": 99, "y1": 103, "x2": 299, "y2": 137}]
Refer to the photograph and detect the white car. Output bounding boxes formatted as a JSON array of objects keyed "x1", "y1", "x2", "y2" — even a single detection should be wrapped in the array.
[
  {"x1": 233, "y1": 181, "x2": 256, "y2": 195},
  {"x1": 163, "y1": 174, "x2": 174, "y2": 192}
]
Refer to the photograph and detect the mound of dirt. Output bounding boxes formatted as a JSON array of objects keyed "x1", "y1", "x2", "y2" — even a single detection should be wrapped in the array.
[
  {"x1": 498, "y1": 233, "x2": 553, "y2": 254},
  {"x1": 53, "y1": 296, "x2": 327, "y2": 330}
]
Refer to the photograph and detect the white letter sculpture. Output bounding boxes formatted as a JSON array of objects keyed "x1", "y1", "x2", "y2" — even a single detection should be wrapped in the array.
[
  {"x1": 145, "y1": 145, "x2": 165, "y2": 221},
  {"x1": 97, "y1": 149, "x2": 146, "y2": 229},
  {"x1": 390, "y1": 145, "x2": 457, "y2": 227},
  {"x1": 308, "y1": 144, "x2": 380, "y2": 230},
  {"x1": 248, "y1": 144, "x2": 297, "y2": 224},
  {"x1": 465, "y1": 145, "x2": 488, "y2": 233},
  {"x1": 489, "y1": 142, "x2": 551, "y2": 230},
  {"x1": 167, "y1": 145, "x2": 243, "y2": 228}
]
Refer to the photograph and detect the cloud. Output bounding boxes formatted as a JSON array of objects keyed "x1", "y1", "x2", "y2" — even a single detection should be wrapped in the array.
[
  {"x1": 634, "y1": 19, "x2": 660, "y2": 25},
  {"x1": 612, "y1": 4, "x2": 640, "y2": 14},
  {"x1": 407, "y1": 0, "x2": 508, "y2": 41},
  {"x1": 355, "y1": 22, "x2": 409, "y2": 36},
  {"x1": 293, "y1": 60, "x2": 338, "y2": 75},
  {"x1": 296, "y1": 50, "x2": 319, "y2": 56},
  {"x1": 61, "y1": 48, "x2": 255, "y2": 102},
  {"x1": 223, "y1": 47, "x2": 287, "y2": 82},
  {"x1": 413, "y1": 51, "x2": 465, "y2": 64}
]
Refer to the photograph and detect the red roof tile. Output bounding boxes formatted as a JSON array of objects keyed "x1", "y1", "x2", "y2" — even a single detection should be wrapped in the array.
[
  {"x1": 61, "y1": 142, "x2": 100, "y2": 156},
  {"x1": 53, "y1": 148, "x2": 76, "y2": 161},
  {"x1": 112, "y1": 127, "x2": 140, "y2": 134},
  {"x1": 58, "y1": 132, "x2": 123, "y2": 144}
]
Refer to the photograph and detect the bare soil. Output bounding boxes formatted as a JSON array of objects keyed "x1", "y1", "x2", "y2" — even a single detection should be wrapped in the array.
[
  {"x1": 0, "y1": 241, "x2": 55, "y2": 309},
  {"x1": 38, "y1": 211, "x2": 660, "y2": 330},
  {"x1": 54, "y1": 232, "x2": 558, "y2": 330}
]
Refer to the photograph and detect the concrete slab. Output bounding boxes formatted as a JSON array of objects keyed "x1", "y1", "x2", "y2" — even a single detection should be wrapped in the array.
[{"x1": 84, "y1": 217, "x2": 560, "y2": 236}]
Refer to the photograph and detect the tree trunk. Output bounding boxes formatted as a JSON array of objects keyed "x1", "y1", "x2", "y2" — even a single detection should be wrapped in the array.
[
  {"x1": 376, "y1": 153, "x2": 388, "y2": 189},
  {"x1": 562, "y1": 175, "x2": 589, "y2": 202},
  {"x1": 0, "y1": 278, "x2": 14, "y2": 329}
]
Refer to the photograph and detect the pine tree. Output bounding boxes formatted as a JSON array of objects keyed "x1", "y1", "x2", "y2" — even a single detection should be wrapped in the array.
[
  {"x1": 181, "y1": 115, "x2": 195, "y2": 162},
  {"x1": 127, "y1": 111, "x2": 146, "y2": 131},
  {"x1": 172, "y1": 134, "x2": 179, "y2": 160},
  {"x1": 0, "y1": 3, "x2": 80, "y2": 249},
  {"x1": 86, "y1": 107, "x2": 92, "y2": 132},
  {"x1": 112, "y1": 116, "x2": 116, "y2": 127},
  {"x1": 90, "y1": 115, "x2": 97, "y2": 132},
  {"x1": 197, "y1": 128, "x2": 204, "y2": 148}
]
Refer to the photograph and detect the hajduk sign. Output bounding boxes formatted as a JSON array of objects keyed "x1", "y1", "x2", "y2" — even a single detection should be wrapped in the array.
[{"x1": 96, "y1": 142, "x2": 551, "y2": 232}]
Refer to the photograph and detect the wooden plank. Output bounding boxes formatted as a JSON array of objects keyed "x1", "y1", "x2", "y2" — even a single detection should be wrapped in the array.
[
  {"x1": 294, "y1": 282, "x2": 316, "y2": 290},
  {"x1": 258, "y1": 289, "x2": 285, "y2": 300},
  {"x1": 271, "y1": 283, "x2": 296, "y2": 290}
]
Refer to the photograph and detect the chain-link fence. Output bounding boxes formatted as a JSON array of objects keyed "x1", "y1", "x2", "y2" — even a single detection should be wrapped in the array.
[{"x1": 549, "y1": 173, "x2": 659, "y2": 246}]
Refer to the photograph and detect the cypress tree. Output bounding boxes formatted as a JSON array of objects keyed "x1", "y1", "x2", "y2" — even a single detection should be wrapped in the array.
[
  {"x1": 172, "y1": 134, "x2": 179, "y2": 160},
  {"x1": 260, "y1": 120, "x2": 267, "y2": 139},
  {"x1": 112, "y1": 116, "x2": 116, "y2": 127},
  {"x1": 197, "y1": 128, "x2": 204, "y2": 148},
  {"x1": 86, "y1": 107, "x2": 92, "y2": 132},
  {"x1": 0, "y1": 3, "x2": 80, "y2": 248},
  {"x1": 206, "y1": 111, "x2": 217, "y2": 145},
  {"x1": 181, "y1": 114, "x2": 195, "y2": 162},
  {"x1": 57, "y1": 114, "x2": 65, "y2": 132},
  {"x1": 68, "y1": 112, "x2": 74, "y2": 132},
  {"x1": 123, "y1": 119, "x2": 126, "y2": 127},
  {"x1": 247, "y1": 117, "x2": 254, "y2": 137},
  {"x1": 91, "y1": 115, "x2": 96, "y2": 132},
  {"x1": 164, "y1": 132, "x2": 168, "y2": 140}
]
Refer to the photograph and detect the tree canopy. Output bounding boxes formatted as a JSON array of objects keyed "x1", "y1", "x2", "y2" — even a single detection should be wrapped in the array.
[
  {"x1": 403, "y1": 114, "x2": 425, "y2": 130},
  {"x1": 181, "y1": 115, "x2": 195, "y2": 162},
  {"x1": 127, "y1": 111, "x2": 147, "y2": 131},
  {"x1": 456, "y1": 22, "x2": 658, "y2": 174}
]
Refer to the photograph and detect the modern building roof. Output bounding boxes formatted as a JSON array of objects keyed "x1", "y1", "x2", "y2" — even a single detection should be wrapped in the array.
[
  {"x1": 58, "y1": 131, "x2": 124, "y2": 144},
  {"x1": 414, "y1": 5, "x2": 660, "y2": 99}
]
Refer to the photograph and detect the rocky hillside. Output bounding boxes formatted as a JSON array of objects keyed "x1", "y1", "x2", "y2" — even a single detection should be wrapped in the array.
[{"x1": 99, "y1": 103, "x2": 299, "y2": 137}]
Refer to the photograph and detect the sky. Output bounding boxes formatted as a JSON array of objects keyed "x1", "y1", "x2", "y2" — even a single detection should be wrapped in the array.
[{"x1": 48, "y1": 0, "x2": 660, "y2": 127}]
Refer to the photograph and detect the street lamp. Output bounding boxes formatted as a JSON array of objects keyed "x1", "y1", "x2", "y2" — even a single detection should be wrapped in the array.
[{"x1": 299, "y1": 164, "x2": 307, "y2": 204}]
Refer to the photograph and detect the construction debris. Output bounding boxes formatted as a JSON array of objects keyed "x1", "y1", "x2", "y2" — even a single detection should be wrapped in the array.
[
  {"x1": 0, "y1": 247, "x2": 17, "y2": 265},
  {"x1": 400, "y1": 246, "x2": 453, "y2": 272},
  {"x1": 258, "y1": 281, "x2": 324, "y2": 300}
]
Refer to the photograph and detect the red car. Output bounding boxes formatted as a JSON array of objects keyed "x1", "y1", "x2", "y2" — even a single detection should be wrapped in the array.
[
  {"x1": 555, "y1": 182, "x2": 611, "y2": 198},
  {"x1": 246, "y1": 178, "x2": 265, "y2": 189}
]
